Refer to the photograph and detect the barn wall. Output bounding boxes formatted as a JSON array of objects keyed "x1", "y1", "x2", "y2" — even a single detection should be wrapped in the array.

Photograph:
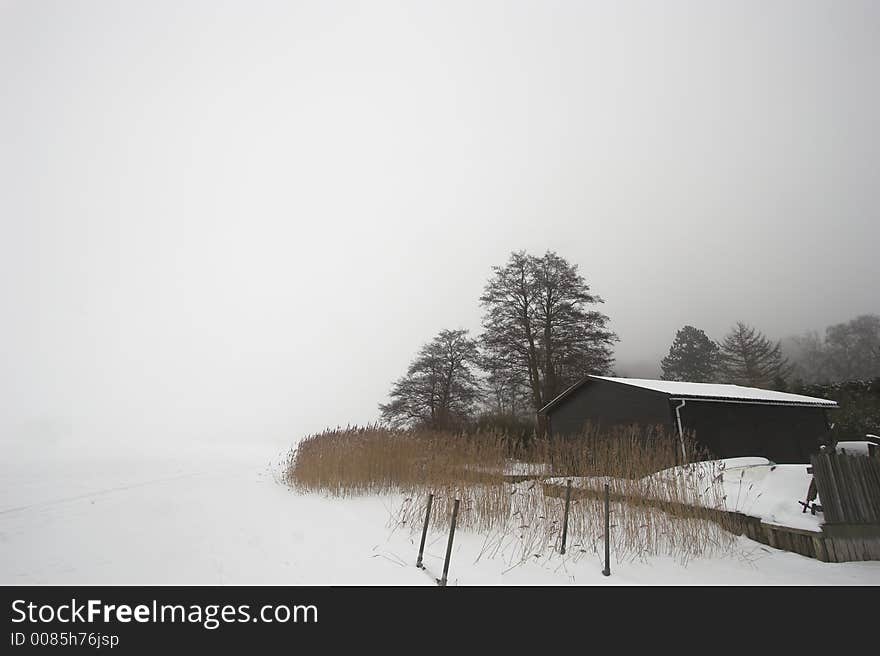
[
  {"x1": 679, "y1": 402, "x2": 829, "y2": 463},
  {"x1": 546, "y1": 380, "x2": 831, "y2": 464},
  {"x1": 546, "y1": 380, "x2": 674, "y2": 436}
]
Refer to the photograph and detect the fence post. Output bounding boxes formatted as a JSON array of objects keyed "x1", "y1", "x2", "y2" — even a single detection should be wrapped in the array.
[
  {"x1": 438, "y1": 498, "x2": 460, "y2": 587},
  {"x1": 416, "y1": 493, "x2": 433, "y2": 569},
  {"x1": 560, "y1": 479, "x2": 572, "y2": 555},
  {"x1": 602, "y1": 483, "x2": 611, "y2": 577}
]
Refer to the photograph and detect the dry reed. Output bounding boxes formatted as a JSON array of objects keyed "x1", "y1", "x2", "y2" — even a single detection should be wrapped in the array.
[{"x1": 285, "y1": 423, "x2": 737, "y2": 564}]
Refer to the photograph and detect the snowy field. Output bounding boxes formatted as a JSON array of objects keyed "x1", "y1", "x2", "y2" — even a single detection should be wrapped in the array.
[{"x1": 2, "y1": 437, "x2": 880, "y2": 585}]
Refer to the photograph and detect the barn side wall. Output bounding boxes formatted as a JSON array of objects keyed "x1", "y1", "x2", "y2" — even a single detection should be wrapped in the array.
[
  {"x1": 546, "y1": 380, "x2": 674, "y2": 437},
  {"x1": 678, "y1": 402, "x2": 829, "y2": 463}
]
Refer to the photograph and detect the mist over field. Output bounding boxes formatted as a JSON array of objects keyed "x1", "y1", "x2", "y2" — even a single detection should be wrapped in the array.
[{"x1": 2, "y1": 1, "x2": 878, "y2": 449}]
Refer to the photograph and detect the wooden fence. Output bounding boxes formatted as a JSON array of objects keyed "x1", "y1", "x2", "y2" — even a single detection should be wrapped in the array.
[
  {"x1": 811, "y1": 452, "x2": 880, "y2": 525},
  {"x1": 544, "y1": 452, "x2": 880, "y2": 562}
]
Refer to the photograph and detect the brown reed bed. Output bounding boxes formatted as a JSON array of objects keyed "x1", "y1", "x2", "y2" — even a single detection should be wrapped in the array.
[{"x1": 285, "y1": 423, "x2": 737, "y2": 564}]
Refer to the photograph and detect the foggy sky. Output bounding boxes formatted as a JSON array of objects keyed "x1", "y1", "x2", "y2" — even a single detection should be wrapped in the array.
[{"x1": 2, "y1": 1, "x2": 878, "y2": 447}]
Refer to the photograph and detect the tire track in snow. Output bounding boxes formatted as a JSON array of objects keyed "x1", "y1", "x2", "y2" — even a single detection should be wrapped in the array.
[{"x1": 0, "y1": 470, "x2": 216, "y2": 516}]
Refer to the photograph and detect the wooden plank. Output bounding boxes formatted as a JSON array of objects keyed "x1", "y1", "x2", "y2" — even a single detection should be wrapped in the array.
[
  {"x1": 834, "y1": 454, "x2": 859, "y2": 524},
  {"x1": 867, "y1": 458, "x2": 880, "y2": 510},
  {"x1": 746, "y1": 521, "x2": 758, "y2": 541},
  {"x1": 838, "y1": 454, "x2": 857, "y2": 522},
  {"x1": 762, "y1": 521, "x2": 823, "y2": 538},
  {"x1": 825, "y1": 462, "x2": 844, "y2": 523},
  {"x1": 841, "y1": 456, "x2": 857, "y2": 521},
  {"x1": 844, "y1": 456, "x2": 870, "y2": 522},
  {"x1": 800, "y1": 534, "x2": 814, "y2": 558},
  {"x1": 857, "y1": 538, "x2": 869, "y2": 561},
  {"x1": 825, "y1": 537, "x2": 838, "y2": 563},
  {"x1": 856, "y1": 458, "x2": 878, "y2": 522},
  {"x1": 813, "y1": 455, "x2": 844, "y2": 523},
  {"x1": 812, "y1": 459, "x2": 830, "y2": 522},
  {"x1": 837, "y1": 454, "x2": 857, "y2": 523},
  {"x1": 821, "y1": 522, "x2": 880, "y2": 539},
  {"x1": 766, "y1": 526, "x2": 778, "y2": 549},
  {"x1": 845, "y1": 456, "x2": 862, "y2": 521},
  {"x1": 845, "y1": 454, "x2": 880, "y2": 523},
  {"x1": 864, "y1": 458, "x2": 880, "y2": 521},
  {"x1": 863, "y1": 458, "x2": 880, "y2": 520},
  {"x1": 848, "y1": 457, "x2": 865, "y2": 521},
  {"x1": 856, "y1": 458, "x2": 872, "y2": 518}
]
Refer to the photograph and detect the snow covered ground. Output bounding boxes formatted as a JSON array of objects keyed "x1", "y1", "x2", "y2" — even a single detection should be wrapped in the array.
[
  {"x1": 706, "y1": 458, "x2": 821, "y2": 531},
  {"x1": 2, "y1": 437, "x2": 880, "y2": 585},
  {"x1": 548, "y1": 457, "x2": 825, "y2": 532}
]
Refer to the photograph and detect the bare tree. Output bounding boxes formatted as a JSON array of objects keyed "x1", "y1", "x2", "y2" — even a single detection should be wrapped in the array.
[
  {"x1": 783, "y1": 315, "x2": 880, "y2": 384},
  {"x1": 718, "y1": 322, "x2": 790, "y2": 388},
  {"x1": 479, "y1": 250, "x2": 617, "y2": 435},
  {"x1": 480, "y1": 354, "x2": 532, "y2": 418},
  {"x1": 379, "y1": 329, "x2": 481, "y2": 430},
  {"x1": 782, "y1": 330, "x2": 831, "y2": 384},
  {"x1": 824, "y1": 314, "x2": 880, "y2": 381}
]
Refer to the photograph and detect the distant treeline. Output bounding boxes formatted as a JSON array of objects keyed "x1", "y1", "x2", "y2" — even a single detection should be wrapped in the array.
[
  {"x1": 659, "y1": 315, "x2": 880, "y2": 389},
  {"x1": 782, "y1": 315, "x2": 880, "y2": 384},
  {"x1": 792, "y1": 379, "x2": 880, "y2": 442}
]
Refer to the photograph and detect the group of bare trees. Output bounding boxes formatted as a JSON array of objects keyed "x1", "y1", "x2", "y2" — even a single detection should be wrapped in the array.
[
  {"x1": 379, "y1": 250, "x2": 617, "y2": 434},
  {"x1": 784, "y1": 315, "x2": 880, "y2": 384}
]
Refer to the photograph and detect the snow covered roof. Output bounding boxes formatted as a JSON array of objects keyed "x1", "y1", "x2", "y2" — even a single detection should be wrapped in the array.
[{"x1": 541, "y1": 375, "x2": 838, "y2": 413}]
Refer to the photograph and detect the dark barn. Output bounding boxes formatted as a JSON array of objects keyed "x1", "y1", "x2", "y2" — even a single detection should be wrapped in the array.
[{"x1": 540, "y1": 376, "x2": 838, "y2": 464}]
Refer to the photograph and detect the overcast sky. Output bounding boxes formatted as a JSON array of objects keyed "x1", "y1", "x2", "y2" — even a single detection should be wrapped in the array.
[{"x1": 2, "y1": 1, "x2": 878, "y2": 447}]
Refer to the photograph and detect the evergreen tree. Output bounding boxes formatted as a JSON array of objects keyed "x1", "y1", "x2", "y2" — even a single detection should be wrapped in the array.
[
  {"x1": 660, "y1": 325, "x2": 719, "y2": 382},
  {"x1": 718, "y1": 322, "x2": 790, "y2": 387}
]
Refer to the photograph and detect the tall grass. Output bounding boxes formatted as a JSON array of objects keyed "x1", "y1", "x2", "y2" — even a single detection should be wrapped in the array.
[
  {"x1": 286, "y1": 423, "x2": 736, "y2": 563},
  {"x1": 288, "y1": 425, "x2": 509, "y2": 496}
]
